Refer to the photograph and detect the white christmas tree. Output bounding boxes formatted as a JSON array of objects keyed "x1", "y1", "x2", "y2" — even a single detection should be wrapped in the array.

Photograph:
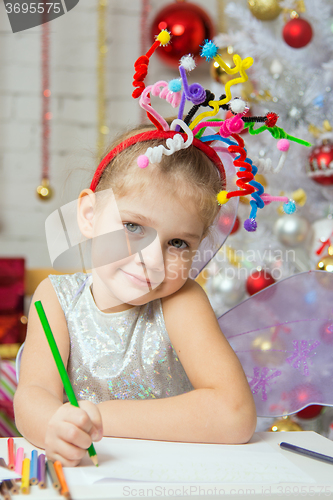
[{"x1": 203, "y1": 0, "x2": 333, "y2": 319}]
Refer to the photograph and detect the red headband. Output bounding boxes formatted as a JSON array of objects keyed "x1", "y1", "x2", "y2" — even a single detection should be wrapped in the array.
[{"x1": 90, "y1": 130, "x2": 226, "y2": 192}]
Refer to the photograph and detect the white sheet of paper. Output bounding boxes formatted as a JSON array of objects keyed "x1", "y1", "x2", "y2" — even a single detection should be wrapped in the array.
[
  {"x1": 63, "y1": 437, "x2": 316, "y2": 485},
  {"x1": 0, "y1": 465, "x2": 21, "y2": 481}
]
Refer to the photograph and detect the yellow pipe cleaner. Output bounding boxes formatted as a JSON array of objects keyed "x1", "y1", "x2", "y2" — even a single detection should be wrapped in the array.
[{"x1": 189, "y1": 54, "x2": 253, "y2": 131}]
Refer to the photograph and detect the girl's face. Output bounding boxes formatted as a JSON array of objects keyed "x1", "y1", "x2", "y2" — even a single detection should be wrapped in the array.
[{"x1": 84, "y1": 186, "x2": 205, "y2": 313}]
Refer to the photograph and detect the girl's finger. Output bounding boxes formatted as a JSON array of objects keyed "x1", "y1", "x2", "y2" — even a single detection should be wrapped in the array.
[
  {"x1": 56, "y1": 421, "x2": 93, "y2": 450},
  {"x1": 46, "y1": 450, "x2": 82, "y2": 468},
  {"x1": 78, "y1": 400, "x2": 103, "y2": 440}
]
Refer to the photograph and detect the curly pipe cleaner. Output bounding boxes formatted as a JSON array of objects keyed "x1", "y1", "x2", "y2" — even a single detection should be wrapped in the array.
[
  {"x1": 227, "y1": 134, "x2": 256, "y2": 198},
  {"x1": 219, "y1": 114, "x2": 245, "y2": 137},
  {"x1": 176, "y1": 63, "x2": 206, "y2": 132},
  {"x1": 243, "y1": 159, "x2": 264, "y2": 230},
  {"x1": 140, "y1": 86, "x2": 170, "y2": 131},
  {"x1": 192, "y1": 114, "x2": 244, "y2": 138},
  {"x1": 190, "y1": 41, "x2": 253, "y2": 130},
  {"x1": 152, "y1": 81, "x2": 182, "y2": 108},
  {"x1": 140, "y1": 82, "x2": 182, "y2": 132},
  {"x1": 132, "y1": 30, "x2": 171, "y2": 130},
  {"x1": 184, "y1": 90, "x2": 215, "y2": 126},
  {"x1": 244, "y1": 122, "x2": 312, "y2": 147},
  {"x1": 137, "y1": 119, "x2": 193, "y2": 168},
  {"x1": 243, "y1": 158, "x2": 296, "y2": 230}
]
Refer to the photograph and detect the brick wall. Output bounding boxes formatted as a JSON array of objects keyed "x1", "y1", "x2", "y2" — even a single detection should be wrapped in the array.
[{"x1": 0, "y1": 0, "x2": 217, "y2": 268}]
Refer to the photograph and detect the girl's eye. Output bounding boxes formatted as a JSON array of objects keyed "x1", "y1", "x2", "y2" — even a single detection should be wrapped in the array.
[
  {"x1": 124, "y1": 223, "x2": 144, "y2": 235},
  {"x1": 169, "y1": 238, "x2": 188, "y2": 249}
]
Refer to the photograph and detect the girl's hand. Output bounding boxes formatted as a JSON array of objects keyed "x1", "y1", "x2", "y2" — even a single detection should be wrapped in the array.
[{"x1": 45, "y1": 401, "x2": 103, "y2": 466}]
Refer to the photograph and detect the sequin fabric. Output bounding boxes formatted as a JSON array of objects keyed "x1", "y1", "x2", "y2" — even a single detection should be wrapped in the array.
[{"x1": 49, "y1": 273, "x2": 193, "y2": 404}]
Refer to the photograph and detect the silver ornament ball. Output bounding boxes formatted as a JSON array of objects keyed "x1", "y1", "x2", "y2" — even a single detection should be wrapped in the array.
[
  {"x1": 274, "y1": 215, "x2": 312, "y2": 247},
  {"x1": 210, "y1": 273, "x2": 246, "y2": 307}
]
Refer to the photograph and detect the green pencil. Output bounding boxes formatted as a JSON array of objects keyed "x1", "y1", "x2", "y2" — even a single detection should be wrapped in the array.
[{"x1": 34, "y1": 300, "x2": 99, "y2": 466}]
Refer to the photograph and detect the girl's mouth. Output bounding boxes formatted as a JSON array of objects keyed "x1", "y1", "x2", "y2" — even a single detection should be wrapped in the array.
[{"x1": 121, "y1": 269, "x2": 155, "y2": 289}]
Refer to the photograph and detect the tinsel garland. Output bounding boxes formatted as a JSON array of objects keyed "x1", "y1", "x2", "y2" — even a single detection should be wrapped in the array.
[
  {"x1": 37, "y1": 13, "x2": 53, "y2": 200},
  {"x1": 97, "y1": 0, "x2": 108, "y2": 158},
  {"x1": 140, "y1": 0, "x2": 151, "y2": 124}
]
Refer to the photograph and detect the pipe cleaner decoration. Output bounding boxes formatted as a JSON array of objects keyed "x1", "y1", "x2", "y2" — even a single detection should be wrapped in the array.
[
  {"x1": 129, "y1": 33, "x2": 312, "y2": 231},
  {"x1": 128, "y1": 32, "x2": 312, "y2": 232}
]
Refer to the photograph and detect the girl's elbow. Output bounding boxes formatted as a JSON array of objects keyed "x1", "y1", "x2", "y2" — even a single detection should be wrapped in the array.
[
  {"x1": 234, "y1": 411, "x2": 257, "y2": 444},
  {"x1": 215, "y1": 399, "x2": 257, "y2": 445}
]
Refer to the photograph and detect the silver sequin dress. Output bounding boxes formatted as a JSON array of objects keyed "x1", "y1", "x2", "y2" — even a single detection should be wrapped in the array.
[{"x1": 49, "y1": 273, "x2": 193, "y2": 404}]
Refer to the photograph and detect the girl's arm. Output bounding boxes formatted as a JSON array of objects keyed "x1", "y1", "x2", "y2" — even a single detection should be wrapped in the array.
[
  {"x1": 98, "y1": 279, "x2": 257, "y2": 444},
  {"x1": 13, "y1": 278, "x2": 102, "y2": 465}
]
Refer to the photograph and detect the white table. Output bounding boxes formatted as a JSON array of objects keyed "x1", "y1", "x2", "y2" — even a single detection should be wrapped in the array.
[{"x1": 1, "y1": 432, "x2": 333, "y2": 499}]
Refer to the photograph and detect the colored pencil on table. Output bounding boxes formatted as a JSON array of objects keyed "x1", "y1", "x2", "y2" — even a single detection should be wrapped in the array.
[
  {"x1": 29, "y1": 449, "x2": 38, "y2": 485},
  {"x1": 14, "y1": 447, "x2": 24, "y2": 476},
  {"x1": 280, "y1": 441, "x2": 333, "y2": 465},
  {"x1": 0, "y1": 481, "x2": 11, "y2": 500},
  {"x1": 35, "y1": 300, "x2": 99, "y2": 466},
  {"x1": 20, "y1": 457, "x2": 30, "y2": 494},
  {"x1": 46, "y1": 459, "x2": 60, "y2": 491},
  {"x1": 0, "y1": 458, "x2": 19, "y2": 494},
  {"x1": 7, "y1": 438, "x2": 15, "y2": 470},
  {"x1": 37, "y1": 453, "x2": 46, "y2": 489},
  {"x1": 54, "y1": 460, "x2": 72, "y2": 499}
]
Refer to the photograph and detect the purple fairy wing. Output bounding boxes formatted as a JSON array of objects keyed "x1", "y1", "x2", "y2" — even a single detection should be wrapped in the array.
[
  {"x1": 218, "y1": 271, "x2": 333, "y2": 417},
  {"x1": 190, "y1": 138, "x2": 239, "y2": 278}
]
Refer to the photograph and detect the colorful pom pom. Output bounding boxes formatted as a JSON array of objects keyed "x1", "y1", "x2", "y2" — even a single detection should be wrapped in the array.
[
  {"x1": 244, "y1": 218, "x2": 257, "y2": 232},
  {"x1": 277, "y1": 139, "x2": 290, "y2": 152},
  {"x1": 180, "y1": 55, "x2": 196, "y2": 72},
  {"x1": 168, "y1": 79, "x2": 182, "y2": 93},
  {"x1": 137, "y1": 155, "x2": 149, "y2": 168},
  {"x1": 216, "y1": 191, "x2": 229, "y2": 205},
  {"x1": 200, "y1": 40, "x2": 218, "y2": 61},
  {"x1": 156, "y1": 30, "x2": 171, "y2": 46},
  {"x1": 230, "y1": 99, "x2": 246, "y2": 114},
  {"x1": 283, "y1": 199, "x2": 296, "y2": 214},
  {"x1": 265, "y1": 112, "x2": 278, "y2": 128}
]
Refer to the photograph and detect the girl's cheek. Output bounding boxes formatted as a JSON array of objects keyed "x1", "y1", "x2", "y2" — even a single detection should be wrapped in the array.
[{"x1": 164, "y1": 254, "x2": 192, "y2": 281}]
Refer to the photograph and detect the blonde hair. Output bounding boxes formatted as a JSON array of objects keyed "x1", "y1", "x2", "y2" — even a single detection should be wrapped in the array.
[{"x1": 93, "y1": 123, "x2": 223, "y2": 239}]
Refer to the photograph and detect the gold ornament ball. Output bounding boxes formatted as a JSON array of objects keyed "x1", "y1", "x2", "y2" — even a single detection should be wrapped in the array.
[
  {"x1": 255, "y1": 173, "x2": 267, "y2": 188},
  {"x1": 268, "y1": 416, "x2": 303, "y2": 432},
  {"x1": 210, "y1": 48, "x2": 235, "y2": 85},
  {"x1": 251, "y1": 333, "x2": 286, "y2": 367},
  {"x1": 316, "y1": 254, "x2": 333, "y2": 272},
  {"x1": 36, "y1": 178, "x2": 53, "y2": 201},
  {"x1": 248, "y1": 0, "x2": 282, "y2": 21}
]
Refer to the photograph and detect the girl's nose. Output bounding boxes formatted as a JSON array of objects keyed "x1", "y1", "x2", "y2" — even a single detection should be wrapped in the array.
[{"x1": 135, "y1": 238, "x2": 165, "y2": 273}]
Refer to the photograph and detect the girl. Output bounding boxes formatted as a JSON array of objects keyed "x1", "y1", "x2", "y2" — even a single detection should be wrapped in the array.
[{"x1": 13, "y1": 122, "x2": 257, "y2": 466}]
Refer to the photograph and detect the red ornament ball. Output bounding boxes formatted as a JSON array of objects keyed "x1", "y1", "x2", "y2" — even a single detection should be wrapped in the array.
[
  {"x1": 217, "y1": 214, "x2": 239, "y2": 235},
  {"x1": 286, "y1": 383, "x2": 323, "y2": 414},
  {"x1": 246, "y1": 270, "x2": 276, "y2": 296},
  {"x1": 307, "y1": 142, "x2": 333, "y2": 185},
  {"x1": 320, "y1": 321, "x2": 333, "y2": 344},
  {"x1": 282, "y1": 17, "x2": 313, "y2": 49},
  {"x1": 230, "y1": 215, "x2": 240, "y2": 235},
  {"x1": 151, "y1": 2, "x2": 214, "y2": 68},
  {"x1": 296, "y1": 405, "x2": 323, "y2": 420}
]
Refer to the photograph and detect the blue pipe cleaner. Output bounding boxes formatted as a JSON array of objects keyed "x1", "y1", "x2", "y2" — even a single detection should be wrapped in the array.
[
  {"x1": 199, "y1": 135, "x2": 238, "y2": 146},
  {"x1": 240, "y1": 159, "x2": 265, "y2": 220}
]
